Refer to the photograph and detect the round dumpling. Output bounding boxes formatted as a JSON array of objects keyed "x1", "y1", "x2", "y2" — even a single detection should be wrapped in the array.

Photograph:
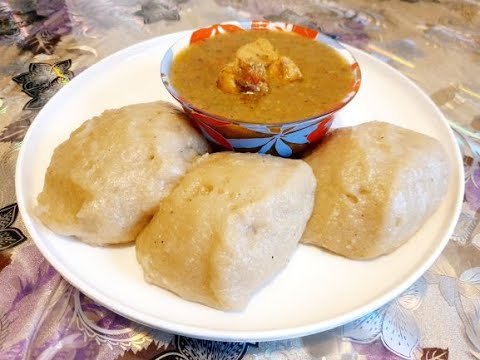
[
  {"x1": 36, "y1": 101, "x2": 209, "y2": 245},
  {"x1": 136, "y1": 152, "x2": 316, "y2": 311},
  {"x1": 302, "y1": 121, "x2": 450, "y2": 259}
]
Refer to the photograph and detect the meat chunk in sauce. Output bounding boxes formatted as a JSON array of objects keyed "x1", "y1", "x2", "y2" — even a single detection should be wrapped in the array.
[
  {"x1": 217, "y1": 38, "x2": 303, "y2": 95},
  {"x1": 217, "y1": 58, "x2": 269, "y2": 94},
  {"x1": 236, "y1": 37, "x2": 279, "y2": 64},
  {"x1": 268, "y1": 56, "x2": 303, "y2": 82}
]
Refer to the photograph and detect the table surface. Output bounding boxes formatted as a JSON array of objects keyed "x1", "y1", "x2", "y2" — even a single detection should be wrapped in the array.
[{"x1": 1, "y1": 0, "x2": 480, "y2": 359}]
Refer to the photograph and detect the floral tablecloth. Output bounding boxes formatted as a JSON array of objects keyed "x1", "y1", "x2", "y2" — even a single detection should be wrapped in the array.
[{"x1": 1, "y1": 0, "x2": 480, "y2": 359}]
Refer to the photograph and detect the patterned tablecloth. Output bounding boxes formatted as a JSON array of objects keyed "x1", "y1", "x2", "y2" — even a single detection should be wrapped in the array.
[{"x1": 1, "y1": 0, "x2": 480, "y2": 359}]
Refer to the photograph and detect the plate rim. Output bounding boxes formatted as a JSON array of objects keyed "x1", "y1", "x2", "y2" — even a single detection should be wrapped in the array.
[{"x1": 15, "y1": 30, "x2": 464, "y2": 342}]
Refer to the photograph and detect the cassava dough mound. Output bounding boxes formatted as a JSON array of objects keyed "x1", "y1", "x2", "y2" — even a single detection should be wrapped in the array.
[
  {"x1": 302, "y1": 121, "x2": 449, "y2": 259},
  {"x1": 136, "y1": 152, "x2": 316, "y2": 311},
  {"x1": 36, "y1": 101, "x2": 208, "y2": 245}
]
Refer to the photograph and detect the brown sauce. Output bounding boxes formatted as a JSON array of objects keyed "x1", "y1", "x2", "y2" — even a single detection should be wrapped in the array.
[{"x1": 170, "y1": 30, "x2": 353, "y2": 124}]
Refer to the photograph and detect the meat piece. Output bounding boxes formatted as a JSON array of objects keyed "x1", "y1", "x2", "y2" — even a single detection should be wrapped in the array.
[
  {"x1": 235, "y1": 59, "x2": 269, "y2": 93},
  {"x1": 268, "y1": 56, "x2": 303, "y2": 81},
  {"x1": 236, "y1": 38, "x2": 279, "y2": 64},
  {"x1": 216, "y1": 38, "x2": 303, "y2": 95},
  {"x1": 217, "y1": 58, "x2": 269, "y2": 94},
  {"x1": 217, "y1": 62, "x2": 239, "y2": 94}
]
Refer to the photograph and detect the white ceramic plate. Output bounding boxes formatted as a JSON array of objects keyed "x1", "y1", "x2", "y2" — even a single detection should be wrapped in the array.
[{"x1": 16, "y1": 30, "x2": 464, "y2": 342}]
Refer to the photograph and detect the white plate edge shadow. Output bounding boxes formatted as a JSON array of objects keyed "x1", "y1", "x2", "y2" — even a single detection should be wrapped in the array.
[{"x1": 15, "y1": 30, "x2": 464, "y2": 342}]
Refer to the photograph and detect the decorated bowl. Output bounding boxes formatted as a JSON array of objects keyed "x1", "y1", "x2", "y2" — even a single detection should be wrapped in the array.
[{"x1": 161, "y1": 20, "x2": 361, "y2": 158}]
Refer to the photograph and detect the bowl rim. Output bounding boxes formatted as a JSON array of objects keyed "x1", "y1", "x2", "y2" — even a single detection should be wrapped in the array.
[{"x1": 160, "y1": 20, "x2": 362, "y2": 127}]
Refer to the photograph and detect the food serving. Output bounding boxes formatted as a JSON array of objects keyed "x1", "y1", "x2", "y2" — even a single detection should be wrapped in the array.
[
  {"x1": 136, "y1": 152, "x2": 315, "y2": 311},
  {"x1": 29, "y1": 21, "x2": 451, "y2": 314},
  {"x1": 36, "y1": 101, "x2": 208, "y2": 245},
  {"x1": 301, "y1": 121, "x2": 450, "y2": 259},
  {"x1": 15, "y1": 24, "x2": 463, "y2": 338},
  {"x1": 161, "y1": 21, "x2": 361, "y2": 157},
  {"x1": 34, "y1": 98, "x2": 450, "y2": 310}
]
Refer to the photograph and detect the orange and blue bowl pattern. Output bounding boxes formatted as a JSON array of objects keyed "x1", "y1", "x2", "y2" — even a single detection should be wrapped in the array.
[{"x1": 161, "y1": 20, "x2": 361, "y2": 158}]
